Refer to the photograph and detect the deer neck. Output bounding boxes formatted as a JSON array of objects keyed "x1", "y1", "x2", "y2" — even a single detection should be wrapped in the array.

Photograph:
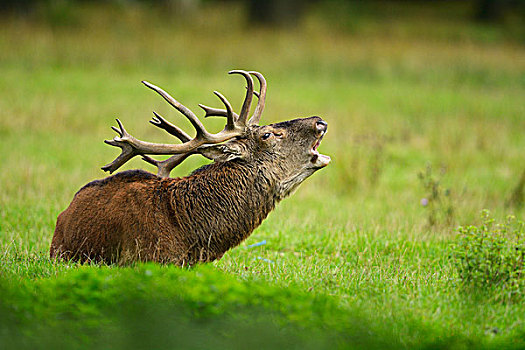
[
  {"x1": 196, "y1": 160, "x2": 279, "y2": 225},
  {"x1": 168, "y1": 160, "x2": 279, "y2": 260}
]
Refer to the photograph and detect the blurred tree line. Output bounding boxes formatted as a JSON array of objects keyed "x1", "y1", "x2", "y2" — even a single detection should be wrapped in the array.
[{"x1": 0, "y1": 0, "x2": 523, "y2": 25}]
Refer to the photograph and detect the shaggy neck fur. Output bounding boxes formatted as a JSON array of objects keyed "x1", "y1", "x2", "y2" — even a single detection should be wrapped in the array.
[{"x1": 161, "y1": 159, "x2": 282, "y2": 264}]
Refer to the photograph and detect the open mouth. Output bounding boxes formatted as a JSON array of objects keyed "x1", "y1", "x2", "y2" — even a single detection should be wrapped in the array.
[{"x1": 310, "y1": 131, "x2": 331, "y2": 168}]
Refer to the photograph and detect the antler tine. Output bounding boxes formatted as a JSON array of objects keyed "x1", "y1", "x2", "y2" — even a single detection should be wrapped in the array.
[
  {"x1": 228, "y1": 70, "x2": 254, "y2": 126},
  {"x1": 141, "y1": 153, "x2": 193, "y2": 178},
  {"x1": 102, "y1": 119, "x2": 138, "y2": 173},
  {"x1": 212, "y1": 91, "x2": 235, "y2": 130},
  {"x1": 198, "y1": 104, "x2": 240, "y2": 121},
  {"x1": 142, "y1": 81, "x2": 209, "y2": 139},
  {"x1": 244, "y1": 86, "x2": 260, "y2": 98},
  {"x1": 150, "y1": 111, "x2": 191, "y2": 143},
  {"x1": 248, "y1": 71, "x2": 266, "y2": 126}
]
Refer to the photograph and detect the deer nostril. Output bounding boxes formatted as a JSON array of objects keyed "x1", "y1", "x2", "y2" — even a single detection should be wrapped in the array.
[{"x1": 316, "y1": 120, "x2": 327, "y2": 132}]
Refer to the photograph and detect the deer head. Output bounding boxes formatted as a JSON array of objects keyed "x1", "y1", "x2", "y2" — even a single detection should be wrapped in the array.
[{"x1": 101, "y1": 70, "x2": 330, "y2": 196}]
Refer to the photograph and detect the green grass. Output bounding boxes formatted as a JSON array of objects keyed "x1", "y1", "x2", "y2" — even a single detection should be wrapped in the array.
[{"x1": 1, "y1": 2, "x2": 524, "y2": 349}]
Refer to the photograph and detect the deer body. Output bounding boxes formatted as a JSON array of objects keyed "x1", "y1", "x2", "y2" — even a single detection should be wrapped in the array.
[
  {"x1": 52, "y1": 161, "x2": 278, "y2": 265},
  {"x1": 50, "y1": 71, "x2": 330, "y2": 265}
]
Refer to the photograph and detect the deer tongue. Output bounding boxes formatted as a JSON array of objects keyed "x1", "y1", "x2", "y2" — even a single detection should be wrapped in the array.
[{"x1": 310, "y1": 131, "x2": 329, "y2": 168}]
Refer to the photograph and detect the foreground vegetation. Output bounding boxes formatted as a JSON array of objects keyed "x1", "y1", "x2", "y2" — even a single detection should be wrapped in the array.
[{"x1": 1, "y1": 1, "x2": 524, "y2": 348}]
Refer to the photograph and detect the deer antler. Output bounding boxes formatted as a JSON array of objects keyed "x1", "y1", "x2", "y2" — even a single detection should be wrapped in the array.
[
  {"x1": 196, "y1": 71, "x2": 266, "y2": 126},
  {"x1": 149, "y1": 111, "x2": 191, "y2": 142},
  {"x1": 102, "y1": 70, "x2": 265, "y2": 177},
  {"x1": 248, "y1": 71, "x2": 267, "y2": 126}
]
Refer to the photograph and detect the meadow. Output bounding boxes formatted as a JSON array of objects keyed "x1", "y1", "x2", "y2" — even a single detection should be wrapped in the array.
[{"x1": 1, "y1": 2, "x2": 524, "y2": 349}]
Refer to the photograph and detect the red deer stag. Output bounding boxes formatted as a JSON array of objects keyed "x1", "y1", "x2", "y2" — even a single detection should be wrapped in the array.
[{"x1": 50, "y1": 70, "x2": 330, "y2": 265}]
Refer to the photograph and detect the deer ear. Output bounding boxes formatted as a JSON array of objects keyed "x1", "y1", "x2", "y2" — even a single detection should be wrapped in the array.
[{"x1": 199, "y1": 141, "x2": 248, "y2": 162}]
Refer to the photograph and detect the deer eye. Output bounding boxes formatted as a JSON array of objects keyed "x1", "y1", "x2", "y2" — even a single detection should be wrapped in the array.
[{"x1": 262, "y1": 132, "x2": 272, "y2": 140}]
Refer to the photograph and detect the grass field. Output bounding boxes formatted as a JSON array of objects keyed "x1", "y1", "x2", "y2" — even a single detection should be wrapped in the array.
[{"x1": 1, "y1": 2, "x2": 524, "y2": 349}]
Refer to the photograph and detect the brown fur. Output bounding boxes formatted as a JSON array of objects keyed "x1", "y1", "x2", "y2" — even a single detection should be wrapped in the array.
[{"x1": 50, "y1": 117, "x2": 330, "y2": 265}]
